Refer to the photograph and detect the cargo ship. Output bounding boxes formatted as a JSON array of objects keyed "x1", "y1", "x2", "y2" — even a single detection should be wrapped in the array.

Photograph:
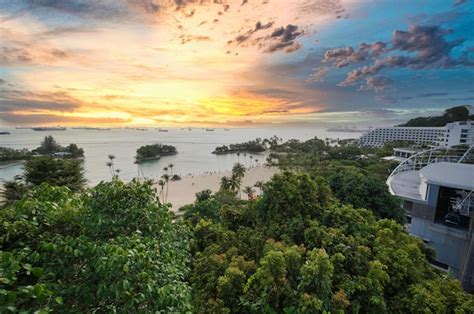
[{"x1": 32, "y1": 127, "x2": 67, "y2": 131}]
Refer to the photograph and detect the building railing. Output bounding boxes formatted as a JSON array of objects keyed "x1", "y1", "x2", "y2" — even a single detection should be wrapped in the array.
[{"x1": 388, "y1": 145, "x2": 474, "y2": 180}]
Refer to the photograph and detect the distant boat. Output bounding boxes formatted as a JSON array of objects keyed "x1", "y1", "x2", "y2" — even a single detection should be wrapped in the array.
[
  {"x1": 72, "y1": 127, "x2": 111, "y2": 130},
  {"x1": 188, "y1": 128, "x2": 192, "y2": 131},
  {"x1": 205, "y1": 128, "x2": 215, "y2": 131},
  {"x1": 32, "y1": 127, "x2": 66, "y2": 131},
  {"x1": 224, "y1": 128, "x2": 230, "y2": 131},
  {"x1": 158, "y1": 129, "x2": 169, "y2": 132},
  {"x1": 0, "y1": 131, "x2": 10, "y2": 135}
]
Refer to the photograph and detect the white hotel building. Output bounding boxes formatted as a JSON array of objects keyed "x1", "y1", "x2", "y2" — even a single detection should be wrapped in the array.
[{"x1": 358, "y1": 121, "x2": 474, "y2": 147}]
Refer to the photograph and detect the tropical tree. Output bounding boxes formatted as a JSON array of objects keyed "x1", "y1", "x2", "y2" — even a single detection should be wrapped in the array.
[
  {"x1": 220, "y1": 176, "x2": 233, "y2": 191},
  {"x1": 168, "y1": 163, "x2": 174, "y2": 176},
  {"x1": 35, "y1": 135, "x2": 61, "y2": 155},
  {"x1": 0, "y1": 175, "x2": 28, "y2": 205},
  {"x1": 106, "y1": 161, "x2": 114, "y2": 177},
  {"x1": 232, "y1": 163, "x2": 246, "y2": 180},
  {"x1": 107, "y1": 154, "x2": 116, "y2": 173},
  {"x1": 23, "y1": 156, "x2": 85, "y2": 192},
  {"x1": 232, "y1": 163, "x2": 246, "y2": 198},
  {"x1": 0, "y1": 180, "x2": 193, "y2": 312},
  {"x1": 161, "y1": 173, "x2": 170, "y2": 203},
  {"x1": 158, "y1": 179, "x2": 166, "y2": 203}
]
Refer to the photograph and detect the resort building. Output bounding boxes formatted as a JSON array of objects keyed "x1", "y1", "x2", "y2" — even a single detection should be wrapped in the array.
[
  {"x1": 358, "y1": 126, "x2": 445, "y2": 147},
  {"x1": 433, "y1": 121, "x2": 474, "y2": 147},
  {"x1": 386, "y1": 145, "x2": 474, "y2": 292},
  {"x1": 358, "y1": 120, "x2": 474, "y2": 147}
]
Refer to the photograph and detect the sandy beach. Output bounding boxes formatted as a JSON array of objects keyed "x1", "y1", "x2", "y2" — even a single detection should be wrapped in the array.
[{"x1": 159, "y1": 166, "x2": 279, "y2": 212}]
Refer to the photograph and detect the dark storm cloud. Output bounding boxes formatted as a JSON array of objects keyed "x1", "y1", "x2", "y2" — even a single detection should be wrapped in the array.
[
  {"x1": 262, "y1": 24, "x2": 304, "y2": 53},
  {"x1": 323, "y1": 42, "x2": 386, "y2": 68},
  {"x1": 228, "y1": 21, "x2": 274, "y2": 45},
  {"x1": 391, "y1": 25, "x2": 462, "y2": 65},
  {"x1": 324, "y1": 24, "x2": 470, "y2": 90}
]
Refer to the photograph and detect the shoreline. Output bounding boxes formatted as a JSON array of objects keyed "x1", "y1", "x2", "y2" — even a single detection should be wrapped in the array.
[{"x1": 158, "y1": 165, "x2": 279, "y2": 212}]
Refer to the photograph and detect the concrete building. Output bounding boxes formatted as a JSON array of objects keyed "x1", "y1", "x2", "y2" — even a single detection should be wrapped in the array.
[
  {"x1": 358, "y1": 126, "x2": 444, "y2": 147},
  {"x1": 358, "y1": 120, "x2": 474, "y2": 147},
  {"x1": 434, "y1": 121, "x2": 474, "y2": 147},
  {"x1": 387, "y1": 145, "x2": 474, "y2": 291}
]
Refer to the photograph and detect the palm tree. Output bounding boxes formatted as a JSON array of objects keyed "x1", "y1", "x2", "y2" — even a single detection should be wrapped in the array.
[
  {"x1": 168, "y1": 163, "x2": 174, "y2": 176},
  {"x1": 230, "y1": 175, "x2": 241, "y2": 195},
  {"x1": 107, "y1": 154, "x2": 116, "y2": 173},
  {"x1": 106, "y1": 161, "x2": 114, "y2": 178},
  {"x1": 243, "y1": 186, "x2": 255, "y2": 199},
  {"x1": 232, "y1": 163, "x2": 246, "y2": 198},
  {"x1": 161, "y1": 173, "x2": 170, "y2": 202},
  {"x1": 219, "y1": 176, "x2": 232, "y2": 191},
  {"x1": 237, "y1": 152, "x2": 240, "y2": 163},
  {"x1": 115, "y1": 169, "x2": 121, "y2": 178},
  {"x1": 249, "y1": 155, "x2": 253, "y2": 168},
  {"x1": 158, "y1": 179, "x2": 165, "y2": 203},
  {"x1": 232, "y1": 163, "x2": 246, "y2": 180}
]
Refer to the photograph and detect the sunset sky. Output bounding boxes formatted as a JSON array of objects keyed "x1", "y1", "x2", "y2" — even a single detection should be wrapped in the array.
[{"x1": 1, "y1": 0, "x2": 473, "y2": 126}]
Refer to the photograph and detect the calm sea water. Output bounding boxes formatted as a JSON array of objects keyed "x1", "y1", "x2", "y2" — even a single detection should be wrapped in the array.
[{"x1": 0, "y1": 127, "x2": 358, "y2": 184}]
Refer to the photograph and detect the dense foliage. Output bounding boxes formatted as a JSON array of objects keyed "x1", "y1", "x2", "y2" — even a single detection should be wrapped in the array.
[
  {"x1": 1, "y1": 157, "x2": 86, "y2": 205},
  {"x1": 399, "y1": 105, "x2": 474, "y2": 127},
  {"x1": 136, "y1": 144, "x2": 177, "y2": 162},
  {"x1": 183, "y1": 172, "x2": 473, "y2": 313},
  {"x1": 33, "y1": 136, "x2": 84, "y2": 158},
  {"x1": 0, "y1": 136, "x2": 83, "y2": 163},
  {"x1": 213, "y1": 139, "x2": 266, "y2": 154},
  {"x1": 0, "y1": 180, "x2": 192, "y2": 312},
  {"x1": 0, "y1": 148, "x2": 32, "y2": 162}
]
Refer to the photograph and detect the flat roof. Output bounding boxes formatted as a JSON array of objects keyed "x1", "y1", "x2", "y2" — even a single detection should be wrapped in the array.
[
  {"x1": 387, "y1": 170, "x2": 424, "y2": 201},
  {"x1": 420, "y1": 162, "x2": 474, "y2": 191}
]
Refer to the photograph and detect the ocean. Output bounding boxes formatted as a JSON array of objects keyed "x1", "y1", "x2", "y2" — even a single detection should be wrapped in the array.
[{"x1": 0, "y1": 127, "x2": 359, "y2": 184}]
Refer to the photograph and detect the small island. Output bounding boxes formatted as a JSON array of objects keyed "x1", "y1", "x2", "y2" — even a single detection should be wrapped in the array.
[
  {"x1": 212, "y1": 139, "x2": 266, "y2": 154},
  {"x1": 135, "y1": 144, "x2": 177, "y2": 163},
  {"x1": 0, "y1": 135, "x2": 84, "y2": 164}
]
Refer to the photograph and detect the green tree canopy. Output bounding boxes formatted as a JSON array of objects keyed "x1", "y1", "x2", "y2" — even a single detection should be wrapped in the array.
[
  {"x1": 183, "y1": 172, "x2": 473, "y2": 313},
  {"x1": 0, "y1": 180, "x2": 192, "y2": 312}
]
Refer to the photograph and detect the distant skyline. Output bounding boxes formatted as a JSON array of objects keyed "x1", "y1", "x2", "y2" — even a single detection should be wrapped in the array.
[{"x1": 0, "y1": 0, "x2": 473, "y2": 127}]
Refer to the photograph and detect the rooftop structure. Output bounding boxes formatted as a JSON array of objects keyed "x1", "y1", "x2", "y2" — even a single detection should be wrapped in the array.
[{"x1": 387, "y1": 145, "x2": 474, "y2": 292}]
